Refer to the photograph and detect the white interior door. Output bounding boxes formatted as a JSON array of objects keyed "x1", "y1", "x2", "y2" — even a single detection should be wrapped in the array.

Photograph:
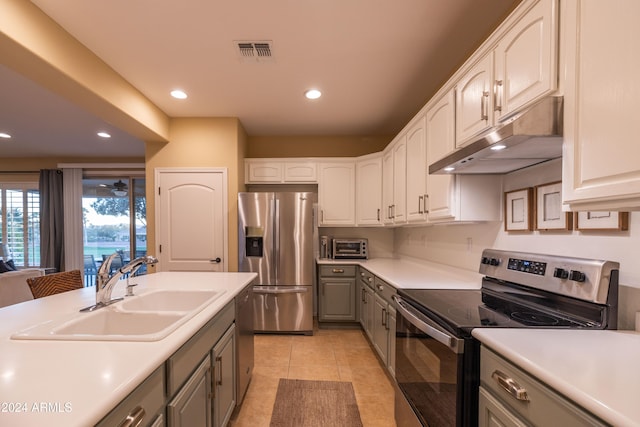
[{"x1": 156, "y1": 168, "x2": 227, "y2": 272}]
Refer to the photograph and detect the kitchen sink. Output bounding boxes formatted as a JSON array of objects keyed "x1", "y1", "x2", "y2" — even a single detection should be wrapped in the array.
[
  {"x1": 119, "y1": 289, "x2": 223, "y2": 312},
  {"x1": 11, "y1": 289, "x2": 226, "y2": 342}
]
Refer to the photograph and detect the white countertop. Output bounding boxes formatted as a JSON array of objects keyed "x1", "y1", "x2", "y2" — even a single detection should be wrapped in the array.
[
  {"x1": 317, "y1": 257, "x2": 482, "y2": 290},
  {"x1": 0, "y1": 271, "x2": 256, "y2": 427},
  {"x1": 473, "y1": 328, "x2": 640, "y2": 426}
]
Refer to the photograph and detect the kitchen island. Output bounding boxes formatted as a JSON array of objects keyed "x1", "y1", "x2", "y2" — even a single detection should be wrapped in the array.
[
  {"x1": 0, "y1": 271, "x2": 256, "y2": 427},
  {"x1": 473, "y1": 328, "x2": 640, "y2": 426}
]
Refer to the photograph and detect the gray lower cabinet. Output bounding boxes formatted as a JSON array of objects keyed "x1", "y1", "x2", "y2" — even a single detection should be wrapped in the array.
[
  {"x1": 358, "y1": 267, "x2": 375, "y2": 339},
  {"x1": 167, "y1": 355, "x2": 212, "y2": 427},
  {"x1": 97, "y1": 300, "x2": 241, "y2": 427},
  {"x1": 371, "y1": 277, "x2": 396, "y2": 377},
  {"x1": 213, "y1": 324, "x2": 236, "y2": 427},
  {"x1": 318, "y1": 265, "x2": 357, "y2": 322},
  {"x1": 96, "y1": 366, "x2": 165, "y2": 427},
  {"x1": 479, "y1": 346, "x2": 607, "y2": 427}
]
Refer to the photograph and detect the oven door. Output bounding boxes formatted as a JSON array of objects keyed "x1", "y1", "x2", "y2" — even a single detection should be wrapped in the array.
[{"x1": 394, "y1": 295, "x2": 471, "y2": 427}]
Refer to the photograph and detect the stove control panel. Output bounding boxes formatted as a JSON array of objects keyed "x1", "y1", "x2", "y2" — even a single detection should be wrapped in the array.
[
  {"x1": 507, "y1": 258, "x2": 547, "y2": 276},
  {"x1": 479, "y1": 248, "x2": 620, "y2": 304}
]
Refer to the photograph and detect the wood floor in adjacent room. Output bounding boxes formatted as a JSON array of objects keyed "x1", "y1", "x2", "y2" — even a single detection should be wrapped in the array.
[{"x1": 230, "y1": 326, "x2": 397, "y2": 427}]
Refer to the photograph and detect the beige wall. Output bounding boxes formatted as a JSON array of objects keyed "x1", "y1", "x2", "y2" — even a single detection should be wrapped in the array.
[
  {"x1": 145, "y1": 118, "x2": 246, "y2": 272},
  {"x1": 247, "y1": 135, "x2": 391, "y2": 158}
]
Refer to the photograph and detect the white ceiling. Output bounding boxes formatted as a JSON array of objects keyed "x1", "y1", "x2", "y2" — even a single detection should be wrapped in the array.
[{"x1": 2, "y1": 0, "x2": 521, "y2": 158}]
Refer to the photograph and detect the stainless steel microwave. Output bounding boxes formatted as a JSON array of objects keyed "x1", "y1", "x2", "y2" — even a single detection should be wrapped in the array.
[{"x1": 332, "y1": 238, "x2": 368, "y2": 259}]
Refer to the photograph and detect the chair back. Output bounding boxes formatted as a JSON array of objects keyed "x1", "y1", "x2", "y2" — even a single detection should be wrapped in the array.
[{"x1": 26, "y1": 270, "x2": 84, "y2": 299}]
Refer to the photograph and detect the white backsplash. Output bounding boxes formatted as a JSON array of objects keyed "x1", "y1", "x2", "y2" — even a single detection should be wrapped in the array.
[{"x1": 393, "y1": 159, "x2": 640, "y2": 329}]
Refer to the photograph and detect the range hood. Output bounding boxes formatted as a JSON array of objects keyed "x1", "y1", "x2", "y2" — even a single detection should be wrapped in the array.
[{"x1": 429, "y1": 96, "x2": 563, "y2": 174}]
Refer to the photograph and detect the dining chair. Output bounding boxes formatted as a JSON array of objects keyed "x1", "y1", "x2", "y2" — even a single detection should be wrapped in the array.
[{"x1": 26, "y1": 269, "x2": 84, "y2": 299}]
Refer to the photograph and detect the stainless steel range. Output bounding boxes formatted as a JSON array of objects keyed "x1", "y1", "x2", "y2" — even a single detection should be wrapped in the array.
[{"x1": 393, "y1": 249, "x2": 619, "y2": 427}]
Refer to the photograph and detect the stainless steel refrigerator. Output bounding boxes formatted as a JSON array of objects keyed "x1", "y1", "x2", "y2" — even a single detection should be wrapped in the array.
[{"x1": 238, "y1": 192, "x2": 315, "y2": 334}]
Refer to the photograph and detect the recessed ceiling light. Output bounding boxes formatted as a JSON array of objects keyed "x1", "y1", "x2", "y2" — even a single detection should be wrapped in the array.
[
  {"x1": 304, "y1": 89, "x2": 322, "y2": 100},
  {"x1": 490, "y1": 144, "x2": 506, "y2": 151},
  {"x1": 0, "y1": 132, "x2": 11, "y2": 139},
  {"x1": 171, "y1": 89, "x2": 188, "y2": 99},
  {"x1": 97, "y1": 132, "x2": 111, "y2": 139}
]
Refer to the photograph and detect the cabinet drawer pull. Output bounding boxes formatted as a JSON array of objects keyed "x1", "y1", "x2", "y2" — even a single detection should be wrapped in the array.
[
  {"x1": 332, "y1": 268, "x2": 344, "y2": 274},
  {"x1": 118, "y1": 405, "x2": 145, "y2": 427},
  {"x1": 491, "y1": 370, "x2": 529, "y2": 402}
]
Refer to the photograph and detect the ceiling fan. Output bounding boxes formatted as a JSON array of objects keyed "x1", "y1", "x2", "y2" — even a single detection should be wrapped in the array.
[{"x1": 99, "y1": 179, "x2": 128, "y2": 197}]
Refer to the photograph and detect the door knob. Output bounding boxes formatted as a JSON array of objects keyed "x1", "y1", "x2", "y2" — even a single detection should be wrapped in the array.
[{"x1": 211, "y1": 257, "x2": 222, "y2": 263}]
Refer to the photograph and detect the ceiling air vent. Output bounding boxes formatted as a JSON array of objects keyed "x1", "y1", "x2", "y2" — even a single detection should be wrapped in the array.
[{"x1": 235, "y1": 41, "x2": 274, "y2": 63}]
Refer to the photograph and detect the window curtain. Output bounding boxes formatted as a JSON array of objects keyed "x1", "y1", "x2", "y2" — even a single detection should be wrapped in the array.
[{"x1": 39, "y1": 169, "x2": 64, "y2": 271}]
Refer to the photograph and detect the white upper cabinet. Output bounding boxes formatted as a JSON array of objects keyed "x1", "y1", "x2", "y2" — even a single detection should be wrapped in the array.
[
  {"x1": 494, "y1": 0, "x2": 558, "y2": 121},
  {"x1": 426, "y1": 90, "x2": 457, "y2": 222},
  {"x1": 455, "y1": 52, "x2": 494, "y2": 147},
  {"x1": 356, "y1": 154, "x2": 383, "y2": 226},
  {"x1": 381, "y1": 147, "x2": 394, "y2": 225},
  {"x1": 381, "y1": 134, "x2": 407, "y2": 225},
  {"x1": 392, "y1": 136, "x2": 407, "y2": 224},
  {"x1": 453, "y1": 0, "x2": 558, "y2": 149},
  {"x1": 245, "y1": 159, "x2": 317, "y2": 184},
  {"x1": 318, "y1": 161, "x2": 356, "y2": 226},
  {"x1": 562, "y1": 0, "x2": 640, "y2": 210},
  {"x1": 427, "y1": 90, "x2": 503, "y2": 223},
  {"x1": 405, "y1": 115, "x2": 427, "y2": 222}
]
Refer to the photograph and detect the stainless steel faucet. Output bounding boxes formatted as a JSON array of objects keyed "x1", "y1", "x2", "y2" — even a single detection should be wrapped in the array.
[{"x1": 81, "y1": 253, "x2": 158, "y2": 312}]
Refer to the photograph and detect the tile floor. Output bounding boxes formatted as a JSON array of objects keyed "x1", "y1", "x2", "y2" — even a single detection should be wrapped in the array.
[{"x1": 230, "y1": 324, "x2": 397, "y2": 427}]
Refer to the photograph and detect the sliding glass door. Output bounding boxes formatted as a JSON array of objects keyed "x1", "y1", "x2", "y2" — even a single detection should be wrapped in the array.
[{"x1": 82, "y1": 176, "x2": 146, "y2": 285}]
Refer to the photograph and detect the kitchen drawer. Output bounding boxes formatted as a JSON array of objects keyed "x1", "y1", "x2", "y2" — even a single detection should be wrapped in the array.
[
  {"x1": 480, "y1": 346, "x2": 607, "y2": 426},
  {"x1": 358, "y1": 267, "x2": 374, "y2": 288},
  {"x1": 319, "y1": 265, "x2": 356, "y2": 277},
  {"x1": 167, "y1": 301, "x2": 234, "y2": 396},
  {"x1": 96, "y1": 366, "x2": 165, "y2": 427},
  {"x1": 373, "y1": 277, "x2": 396, "y2": 304}
]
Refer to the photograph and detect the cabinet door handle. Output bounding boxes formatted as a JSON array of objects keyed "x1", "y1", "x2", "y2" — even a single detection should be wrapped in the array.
[
  {"x1": 491, "y1": 370, "x2": 529, "y2": 401},
  {"x1": 418, "y1": 195, "x2": 423, "y2": 214},
  {"x1": 481, "y1": 90, "x2": 489, "y2": 121},
  {"x1": 216, "y1": 356, "x2": 223, "y2": 386},
  {"x1": 321, "y1": 210, "x2": 324, "y2": 223},
  {"x1": 385, "y1": 310, "x2": 390, "y2": 330},
  {"x1": 377, "y1": 208, "x2": 380, "y2": 222},
  {"x1": 118, "y1": 405, "x2": 145, "y2": 427},
  {"x1": 424, "y1": 194, "x2": 429, "y2": 214},
  {"x1": 494, "y1": 79, "x2": 503, "y2": 112},
  {"x1": 382, "y1": 307, "x2": 387, "y2": 327},
  {"x1": 211, "y1": 364, "x2": 216, "y2": 400}
]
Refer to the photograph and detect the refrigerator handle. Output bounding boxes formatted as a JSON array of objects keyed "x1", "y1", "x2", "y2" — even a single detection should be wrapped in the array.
[{"x1": 274, "y1": 197, "x2": 280, "y2": 281}]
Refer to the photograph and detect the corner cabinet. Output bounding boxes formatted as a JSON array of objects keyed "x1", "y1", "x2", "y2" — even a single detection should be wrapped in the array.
[
  {"x1": 356, "y1": 154, "x2": 383, "y2": 226},
  {"x1": 318, "y1": 265, "x2": 357, "y2": 323},
  {"x1": 562, "y1": 0, "x2": 640, "y2": 210},
  {"x1": 318, "y1": 161, "x2": 356, "y2": 226}
]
